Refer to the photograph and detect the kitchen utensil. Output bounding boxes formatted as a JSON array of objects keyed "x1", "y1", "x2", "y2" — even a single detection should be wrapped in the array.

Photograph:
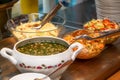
[
  {"x1": 33, "y1": 1, "x2": 63, "y2": 29},
  {"x1": 75, "y1": 29, "x2": 120, "y2": 40},
  {"x1": 34, "y1": 59, "x2": 73, "y2": 80}
]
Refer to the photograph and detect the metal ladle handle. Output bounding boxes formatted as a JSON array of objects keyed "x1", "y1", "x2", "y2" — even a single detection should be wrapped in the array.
[
  {"x1": 34, "y1": 59, "x2": 73, "y2": 80},
  {"x1": 40, "y1": 1, "x2": 63, "y2": 28}
]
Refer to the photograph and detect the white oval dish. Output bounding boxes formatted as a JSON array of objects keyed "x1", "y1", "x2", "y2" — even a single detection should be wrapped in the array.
[{"x1": 9, "y1": 73, "x2": 51, "y2": 80}]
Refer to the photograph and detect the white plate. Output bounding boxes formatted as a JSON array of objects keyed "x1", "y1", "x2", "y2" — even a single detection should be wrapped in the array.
[{"x1": 9, "y1": 73, "x2": 51, "y2": 80}]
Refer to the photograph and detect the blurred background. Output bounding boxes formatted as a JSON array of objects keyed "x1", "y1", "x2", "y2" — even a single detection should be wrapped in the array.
[{"x1": 0, "y1": 0, "x2": 95, "y2": 40}]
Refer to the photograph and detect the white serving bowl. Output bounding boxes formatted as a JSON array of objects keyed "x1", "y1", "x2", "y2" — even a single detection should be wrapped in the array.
[{"x1": 0, "y1": 36, "x2": 83, "y2": 80}]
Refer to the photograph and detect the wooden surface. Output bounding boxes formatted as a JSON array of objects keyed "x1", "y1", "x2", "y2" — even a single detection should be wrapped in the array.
[
  {"x1": 0, "y1": 0, "x2": 18, "y2": 39},
  {"x1": 0, "y1": 37, "x2": 120, "y2": 80},
  {"x1": 108, "y1": 70, "x2": 120, "y2": 80}
]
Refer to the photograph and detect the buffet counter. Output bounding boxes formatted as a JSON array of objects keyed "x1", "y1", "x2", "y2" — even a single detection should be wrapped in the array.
[{"x1": 0, "y1": 0, "x2": 120, "y2": 80}]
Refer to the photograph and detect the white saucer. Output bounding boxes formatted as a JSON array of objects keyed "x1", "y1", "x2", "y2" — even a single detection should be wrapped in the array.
[{"x1": 9, "y1": 73, "x2": 51, "y2": 80}]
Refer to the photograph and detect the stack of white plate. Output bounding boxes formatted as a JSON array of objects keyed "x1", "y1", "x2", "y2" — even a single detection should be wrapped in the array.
[{"x1": 95, "y1": 0, "x2": 120, "y2": 23}]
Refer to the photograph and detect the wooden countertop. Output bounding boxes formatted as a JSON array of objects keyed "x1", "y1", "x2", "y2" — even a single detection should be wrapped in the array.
[
  {"x1": 0, "y1": 37, "x2": 120, "y2": 80},
  {"x1": 108, "y1": 70, "x2": 120, "y2": 80}
]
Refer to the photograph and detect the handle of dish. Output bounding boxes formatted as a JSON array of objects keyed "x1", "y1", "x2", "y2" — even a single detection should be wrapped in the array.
[
  {"x1": 0, "y1": 48, "x2": 17, "y2": 65},
  {"x1": 69, "y1": 42, "x2": 83, "y2": 60}
]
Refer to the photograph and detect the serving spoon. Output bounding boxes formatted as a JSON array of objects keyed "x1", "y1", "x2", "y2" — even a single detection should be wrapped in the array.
[
  {"x1": 75, "y1": 29, "x2": 120, "y2": 40},
  {"x1": 33, "y1": 1, "x2": 64, "y2": 30},
  {"x1": 34, "y1": 59, "x2": 73, "y2": 80}
]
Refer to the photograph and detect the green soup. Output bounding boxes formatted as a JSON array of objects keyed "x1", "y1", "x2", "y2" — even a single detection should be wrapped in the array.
[{"x1": 17, "y1": 42, "x2": 68, "y2": 56}]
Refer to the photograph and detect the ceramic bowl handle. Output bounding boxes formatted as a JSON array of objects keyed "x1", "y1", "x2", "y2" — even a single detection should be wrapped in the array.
[
  {"x1": 69, "y1": 42, "x2": 83, "y2": 60},
  {"x1": 0, "y1": 48, "x2": 17, "y2": 65}
]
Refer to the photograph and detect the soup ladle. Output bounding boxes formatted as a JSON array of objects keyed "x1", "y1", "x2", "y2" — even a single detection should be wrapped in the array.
[{"x1": 34, "y1": 59, "x2": 73, "y2": 80}]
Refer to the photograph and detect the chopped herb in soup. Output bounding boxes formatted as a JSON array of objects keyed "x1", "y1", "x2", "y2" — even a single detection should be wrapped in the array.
[{"x1": 17, "y1": 42, "x2": 68, "y2": 56}]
